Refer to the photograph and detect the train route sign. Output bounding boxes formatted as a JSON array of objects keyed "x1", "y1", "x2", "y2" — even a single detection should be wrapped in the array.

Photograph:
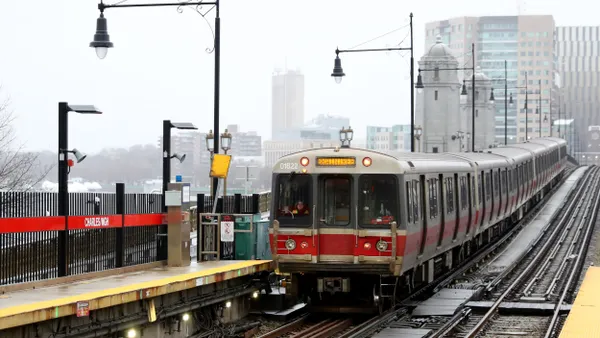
[{"x1": 221, "y1": 221, "x2": 234, "y2": 242}]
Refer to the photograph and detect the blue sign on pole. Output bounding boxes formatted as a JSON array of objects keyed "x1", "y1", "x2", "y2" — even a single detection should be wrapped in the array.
[{"x1": 175, "y1": 175, "x2": 182, "y2": 182}]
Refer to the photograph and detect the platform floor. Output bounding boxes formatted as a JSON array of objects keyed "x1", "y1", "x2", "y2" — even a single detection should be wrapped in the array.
[
  {"x1": 486, "y1": 166, "x2": 588, "y2": 274},
  {"x1": 559, "y1": 266, "x2": 600, "y2": 338},
  {"x1": 0, "y1": 260, "x2": 272, "y2": 329}
]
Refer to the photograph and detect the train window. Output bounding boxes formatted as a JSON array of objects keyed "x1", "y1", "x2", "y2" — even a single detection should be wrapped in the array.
[
  {"x1": 460, "y1": 177, "x2": 467, "y2": 210},
  {"x1": 472, "y1": 176, "x2": 476, "y2": 208},
  {"x1": 321, "y1": 176, "x2": 351, "y2": 226},
  {"x1": 485, "y1": 172, "x2": 491, "y2": 201},
  {"x1": 413, "y1": 180, "x2": 420, "y2": 221},
  {"x1": 493, "y1": 172, "x2": 499, "y2": 196},
  {"x1": 446, "y1": 177, "x2": 454, "y2": 214},
  {"x1": 502, "y1": 170, "x2": 508, "y2": 193},
  {"x1": 406, "y1": 181, "x2": 413, "y2": 223},
  {"x1": 275, "y1": 174, "x2": 312, "y2": 225},
  {"x1": 478, "y1": 173, "x2": 483, "y2": 206},
  {"x1": 359, "y1": 175, "x2": 398, "y2": 226}
]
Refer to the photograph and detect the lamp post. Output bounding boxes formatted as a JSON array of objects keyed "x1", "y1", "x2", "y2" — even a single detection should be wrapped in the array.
[
  {"x1": 339, "y1": 126, "x2": 354, "y2": 148},
  {"x1": 205, "y1": 130, "x2": 215, "y2": 198},
  {"x1": 537, "y1": 79, "x2": 543, "y2": 138},
  {"x1": 57, "y1": 102, "x2": 102, "y2": 277},
  {"x1": 504, "y1": 60, "x2": 508, "y2": 145},
  {"x1": 91, "y1": 0, "x2": 221, "y2": 198},
  {"x1": 414, "y1": 125, "x2": 423, "y2": 152},
  {"x1": 452, "y1": 130, "x2": 466, "y2": 152},
  {"x1": 162, "y1": 120, "x2": 197, "y2": 212},
  {"x1": 220, "y1": 129, "x2": 232, "y2": 196},
  {"x1": 331, "y1": 13, "x2": 415, "y2": 152}
]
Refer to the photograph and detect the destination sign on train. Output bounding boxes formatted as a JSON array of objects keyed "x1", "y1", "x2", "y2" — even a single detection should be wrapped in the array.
[{"x1": 316, "y1": 157, "x2": 356, "y2": 167}]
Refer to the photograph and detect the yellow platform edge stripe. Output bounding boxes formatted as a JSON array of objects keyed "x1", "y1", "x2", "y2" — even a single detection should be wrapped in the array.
[
  {"x1": 558, "y1": 266, "x2": 600, "y2": 338},
  {"x1": 0, "y1": 260, "x2": 272, "y2": 319}
]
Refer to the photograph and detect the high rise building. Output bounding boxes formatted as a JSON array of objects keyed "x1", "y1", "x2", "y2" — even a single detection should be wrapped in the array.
[
  {"x1": 425, "y1": 15, "x2": 556, "y2": 143},
  {"x1": 271, "y1": 69, "x2": 305, "y2": 140},
  {"x1": 556, "y1": 26, "x2": 600, "y2": 152}
]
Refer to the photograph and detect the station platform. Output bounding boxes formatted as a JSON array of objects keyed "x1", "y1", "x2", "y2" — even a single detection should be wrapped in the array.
[
  {"x1": 0, "y1": 259, "x2": 272, "y2": 330},
  {"x1": 486, "y1": 166, "x2": 588, "y2": 275},
  {"x1": 559, "y1": 266, "x2": 600, "y2": 338}
]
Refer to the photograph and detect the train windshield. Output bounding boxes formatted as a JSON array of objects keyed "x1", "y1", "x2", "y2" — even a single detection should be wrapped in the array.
[
  {"x1": 358, "y1": 174, "x2": 398, "y2": 226},
  {"x1": 275, "y1": 173, "x2": 312, "y2": 225},
  {"x1": 320, "y1": 176, "x2": 352, "y2": 226}
]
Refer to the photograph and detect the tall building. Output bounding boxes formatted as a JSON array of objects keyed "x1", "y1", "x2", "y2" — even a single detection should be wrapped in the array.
[
  {"x1": 225, "y1": 124, "x2": 262, "y2": 157},
  {"x1": 425, "y1": 15, "x2": 556, "y2": 143},
  {"x1": 271, "y1": 69, "x2": 304, "y2": 140},
  {"x1": 366, "y1": 125, "x2": 412, "y2": 152},
  {"x1": 556, "y1": 26, "x2": 600, "y2": 152}
]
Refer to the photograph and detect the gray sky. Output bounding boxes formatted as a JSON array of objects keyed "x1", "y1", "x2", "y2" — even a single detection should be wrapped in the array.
[{"x1": 0, "y1": 0, "x2": 596, "y2": 153}]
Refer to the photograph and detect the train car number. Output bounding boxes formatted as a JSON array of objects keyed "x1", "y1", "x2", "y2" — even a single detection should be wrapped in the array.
[{"x1": 280, "y1": 162, "x2": 299, "y2": 170}]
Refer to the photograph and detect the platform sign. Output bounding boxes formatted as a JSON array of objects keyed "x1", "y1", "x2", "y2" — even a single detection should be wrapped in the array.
[
  {"x1": 221, "y1": 220, "x2": 234, "y2": 242},
  {"x1": 76, "y1": 301, "x2": 89, "y2": 317}
]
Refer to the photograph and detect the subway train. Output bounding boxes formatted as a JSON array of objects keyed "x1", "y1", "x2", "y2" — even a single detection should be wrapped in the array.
[{"x1": 268, "y1": 137, "x2": 568, "y2": 312}]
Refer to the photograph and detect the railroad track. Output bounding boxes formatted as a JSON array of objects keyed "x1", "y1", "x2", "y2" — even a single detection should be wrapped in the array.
[
  {"x1": 333, "y1": 167, "x2": 581, "y2": 338},
  {"x1": 255, "y1": 314, "x2": 354, "y2": 338},
  {"x1": 459, "y1": 166, "x2": 600, "y2": 338}
]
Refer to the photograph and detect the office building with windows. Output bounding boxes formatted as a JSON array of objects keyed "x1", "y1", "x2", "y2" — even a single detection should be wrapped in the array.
[
  {"x1": 425, "y1": 15, "x2": 556, "y2": 143},
  {"x1": 366, "y1": 125, "x2": 412, "y2": 152},
  {"x1": 556, "y1": 26, "x2": 600, "y2": 152}
]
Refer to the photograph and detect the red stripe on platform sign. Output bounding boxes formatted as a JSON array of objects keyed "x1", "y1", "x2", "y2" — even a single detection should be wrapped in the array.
[
  {"x1": 124, "y1": 213, "x2": 165, "y2": 227},
  {"x1": 68, "y1": 215, "x2": 123, "y2": 230},
  {"x1": 0, "y1": 216, "x2": 65, "y2": 233}
]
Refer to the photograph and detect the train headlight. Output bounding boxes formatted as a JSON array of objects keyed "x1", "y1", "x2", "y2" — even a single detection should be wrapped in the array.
[
  {"x1": 285, "y1": 239, "x2": 296, "y2": 250},
  {"x1": 376, "y1": 240, "x2": 388, "y2": 252},
  {"x1": 362, "y1": 157, "x2": 372, "y2": 167},
  {"x1": 300, "y1": 157, "x2": 310, "y2": 166},
  {"x1": 364, "y1": 242, "x2": 372, "y2": 250}
]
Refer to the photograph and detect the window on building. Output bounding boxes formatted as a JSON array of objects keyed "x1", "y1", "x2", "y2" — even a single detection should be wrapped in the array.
[
  {"x1": 435, "y1": 90, "x2": 438, "y2": 100},
  {"x1": 433, "y1": 147, "x2": 439, "y2": 153}
]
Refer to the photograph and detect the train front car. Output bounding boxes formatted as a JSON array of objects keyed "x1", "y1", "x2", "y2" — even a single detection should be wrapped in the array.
[{"x1": 269, "y1": 147, "x2": 405, "y2": 312}]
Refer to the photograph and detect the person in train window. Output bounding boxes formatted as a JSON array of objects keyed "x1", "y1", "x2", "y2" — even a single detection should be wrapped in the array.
[{"x1": 292, "y1": 201, "x2": 310, "y2": 215}]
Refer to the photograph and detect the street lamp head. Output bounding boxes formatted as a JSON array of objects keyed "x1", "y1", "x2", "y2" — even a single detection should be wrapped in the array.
[
  {"x1": 460, "y1": 80, "x2": 467, "y2": 96},
  {"x1": 171, "y1": 153, "x2": 186, "y2": 163},
  {"x1": 415, "y1": 72, "x2": 424, "y2": 93},
  {"x1": 205, "y1": 129, "x2": 214, "y2": 152},
  {"x1": 346, "y1": 126, "x2": 354, "y2": 141},
  {"x1": 544, "y1": 114, "x2": 548, "y2": 122},
  {"x1": 331, "y1": 49, "x2": 345, "y2": 84},
  {"x1": 171, "y1": 122, "x2": 197, "y2": 130},
  {"x1": 415, "y1": 126, "x2": 423, "y2": 137},
  {"x1": 220, "y1": 129, "x2": 232, "y2": 151},
  {"x1": 90, "y1": 13, "x2": 114, "y2": 60},
  {"x1": 339, "y1": 126, "x2": 348, "y2": 143},
  {"x1": 68, "y1": 104, "x2": 103, "y2": 114},
  {"x1": 489, "y1": 88, "x2": 495, "y2": 103},
  {"x1": 509, "y1": 93, "x2": 514, "y2": 106}
]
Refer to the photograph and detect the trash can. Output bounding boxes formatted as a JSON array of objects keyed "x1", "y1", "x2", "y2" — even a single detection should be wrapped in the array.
[{"x1": 234, "y1": 215, "x2": 256, "y2": 260}]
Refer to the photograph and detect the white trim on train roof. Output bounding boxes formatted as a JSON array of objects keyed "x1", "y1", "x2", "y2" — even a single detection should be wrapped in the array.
[
  {"x1": 506, "y1": 141, "x2": 547, "y2": 155},
  {"x1": 445, "y1": 152, "x2": 512, "y2": 170},
  {"x1": 398, "y1": 158, "x2": 473, "y2": 173},
  {"x1": 487, "y1": 147, "x2": 532, "y2": 164},
  {"x1": 527, "y1": 138, "x2": 562, "y2": 150}
]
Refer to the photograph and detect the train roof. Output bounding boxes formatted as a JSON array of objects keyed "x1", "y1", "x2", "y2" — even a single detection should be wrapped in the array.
[
  {"x1": 445, "y1": 152, "x2": 512, "y2": 169},
  {"x1": 486, "y1": 147, "x2": 531, "y2": 164},
  {"x1": 527, "y1": 137, "x2": 564, "y2": 150},
  {"x1": 503, "y1": 141, "x2": 547, "y2": 156}
]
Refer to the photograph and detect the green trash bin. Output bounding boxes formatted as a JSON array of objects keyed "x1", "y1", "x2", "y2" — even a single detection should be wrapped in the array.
[{"x1": 234, "y1": 215, "x2": 257, "y2": 260}]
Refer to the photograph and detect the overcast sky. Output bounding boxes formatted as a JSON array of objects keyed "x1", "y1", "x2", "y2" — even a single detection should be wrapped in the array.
[{"x1": 0, "y1": 0, "x2": 596, "y2": 154}]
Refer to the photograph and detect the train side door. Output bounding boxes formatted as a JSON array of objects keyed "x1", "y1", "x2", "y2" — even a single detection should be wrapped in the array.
[{"x1": 317, "y1": 174, "x2": 353, "y2": 262}]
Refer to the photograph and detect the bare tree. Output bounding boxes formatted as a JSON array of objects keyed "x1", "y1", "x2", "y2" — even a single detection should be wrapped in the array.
[{"x1": 0, "y1": 89, "x2": 52, "y2": 197}]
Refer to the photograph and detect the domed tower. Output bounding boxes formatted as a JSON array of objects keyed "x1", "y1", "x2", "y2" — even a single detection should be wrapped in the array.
[
  {"x1": 461, "y1": 66, "x2": 495, "y2": 151},
  {"x1": 415, "y1": 35, "x2": 463, "y2": 153}
]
